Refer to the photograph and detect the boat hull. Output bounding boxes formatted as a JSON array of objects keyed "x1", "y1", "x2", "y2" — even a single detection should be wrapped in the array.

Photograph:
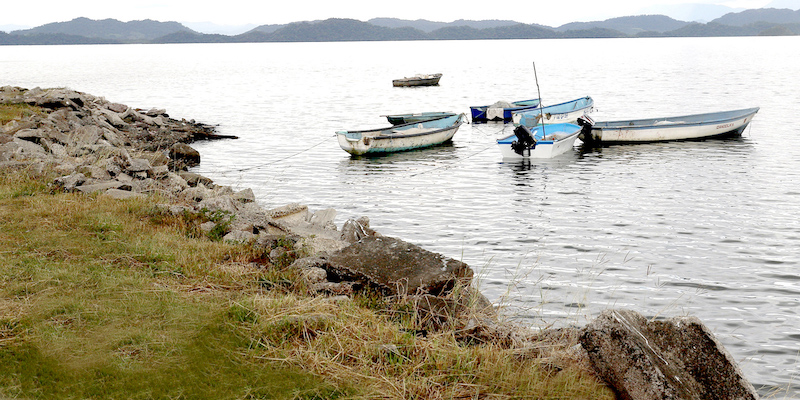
[
  {"x1": 470, "y1": 99, "x2": 541, "y2": 123},
  {"x1": 581, "y1": 107, "x2": 759, "y2": 144},
  {"x1": 337, "y1": 115, "x2": 463, "y2": 156},
  {"x1": 496, "y1": 123, "x2": 581, "y2": 159},
  {"x1": 392, "y1": 73, "x2": 442, "y2": 87},
  {"x1": 513, "y1": 96, "x2": 595, "y2": 127}
]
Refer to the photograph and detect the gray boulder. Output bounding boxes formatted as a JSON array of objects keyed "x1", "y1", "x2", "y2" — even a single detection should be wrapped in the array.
[
  {"x1": 169, "y1": 143, "x2": 200, "y2": 169},
  {"x1": 127, "y1": 158, "x2": 152, "y2": 174},
  {"x1": 268, "y1": 203, "x2": 309, "y2": 225},
  {"x1": 340, "y1": 216, "x2": 380, "y2": 243},
  {"x1": 52, "y1": 172, "x2": 87, "y2": 192},
  {"x1": 178, "y1": 172, "x2": 214, "y2": 187},
  {"x1": 223, "y1": 230, "x2": 257, "y2": 244},
  {"x1": 75, "y1": 181, "x2": 124, "y2": 194},
  {"x1": 9, "y1": 139, "x2": 49, "y2": 159},
  {"x1": 102, "y1": 189, "x2": 145, "y2": 200},
  {"x1": 196, "y1": 195, "x2": 239, "y2": 215},
  {"x1": 181, "y1": 184, "x2": 212, "y2": 203},
  {"x1": 309, "y1": 208, "x2": 337, "y2": 230},
  {"x1": 13, "y1": 128, "x2": 47, "y2": 144},
  {"x1": 325, "y1": 235, "x2": 473, "y2": 296},
  {"x1": 579, "y1": 309, "x2": 758, "y2": 400},
  {"x1": 73, "y1": 125, "x2": 103, "y2": 147},
  {"x1": 232, "y1": 188, "x2": 256, "y2": 203},
  {"x1": 97, "y1": 108, "x2": 128, "y2": 129},
  {"x1": 47, "y1": 109, "x2": 80, "y2": 136},
  {"x1": 41, "y1": 139, "x2": 70, "y2": 159},
  {"x1": 107, "y1": 103, "x2": 128, "y2": 113}
]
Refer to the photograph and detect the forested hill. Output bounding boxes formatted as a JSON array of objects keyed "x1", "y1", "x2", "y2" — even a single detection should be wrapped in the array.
[{"x1": 2, "y1": 9, "x2": 799, "y2": 45}]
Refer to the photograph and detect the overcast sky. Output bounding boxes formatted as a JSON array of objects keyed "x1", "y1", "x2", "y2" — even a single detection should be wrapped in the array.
[{"x1": 2, "y1": 0, "x2": 798, "y2": 31}]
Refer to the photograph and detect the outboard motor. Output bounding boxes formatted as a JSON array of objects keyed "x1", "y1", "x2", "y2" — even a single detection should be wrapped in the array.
[
  {"x1": 511, "y1": 125, "x2": 536, "y2": 156},
  {"x1": 577, "y1": 115, "x2": 596, "y2": 145}
]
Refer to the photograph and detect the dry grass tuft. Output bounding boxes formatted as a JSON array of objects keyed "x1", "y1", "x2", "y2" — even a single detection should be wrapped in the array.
[{"x1": 1, "y1": 103, "x2": 46, "y2": 126}]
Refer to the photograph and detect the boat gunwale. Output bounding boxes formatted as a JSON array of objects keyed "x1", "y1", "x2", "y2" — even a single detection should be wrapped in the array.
[
  {"x1": 371, "y1": 124, "x2": 461, "y2": 140},
  {"x1": 591, "y1": 107, "x2": 760, "y2": 131},
  {"x1": 496, "y1": 127, "x2": 581, "y2": 159},
  {"x1": 384, "y1": 111, "x2": 457, "y2": 125},
  {"x1": 514, "y1": 96, "x2": 594, "y2": 118},
  {"x1": 337, "y1": 115, "x2": 464, "y2": 140},
  {"x1": 496, "y1": 123, "x2": 582, "y2": 144}
]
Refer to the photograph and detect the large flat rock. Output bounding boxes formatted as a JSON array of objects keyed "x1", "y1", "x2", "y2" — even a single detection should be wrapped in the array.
[
  {"x1": 580, "y1": 309, "x2": 758, "y2": 400},
  {"x1": 326, "y1": 236, "x2": 473, "y2": 296}
]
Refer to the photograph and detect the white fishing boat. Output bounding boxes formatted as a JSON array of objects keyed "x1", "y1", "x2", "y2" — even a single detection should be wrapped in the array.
[
  {"x1": 496, "y1": 122, "x2": 581, "y2": 159},
  {"x1": 579, "y1": 107, "x2": 759, "y2": 144},
  {"x1": 337, "y1": 114, "x2": 464, "y2": 156}
]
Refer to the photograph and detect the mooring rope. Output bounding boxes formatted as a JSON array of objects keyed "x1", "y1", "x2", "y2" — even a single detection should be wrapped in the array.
[
  {"x1": 406, "y1": 125, "x2": 507, "y2": 177},
  {"x1": 232, "y1": 134, "x2": 336, "y2": 172},
  {"x1": 221, "y1": 122, "x2": 509, "y2": 177},
  {"x1": 407, "y1": 144, "x2": 495, "y2": 177}
]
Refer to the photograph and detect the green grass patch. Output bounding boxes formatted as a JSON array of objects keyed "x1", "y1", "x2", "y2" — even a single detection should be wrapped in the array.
[
  {"x1": 0, "y1": 103, "x2": 46, "y2": 126},
  {"x1": 0, "y1": 168, "x2": 346, "y2": 399}
]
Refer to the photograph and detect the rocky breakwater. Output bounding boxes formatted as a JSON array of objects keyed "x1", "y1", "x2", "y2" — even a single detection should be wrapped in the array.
[{"x1": 1, "y1": 86, "x2": 760, "y2": 399}]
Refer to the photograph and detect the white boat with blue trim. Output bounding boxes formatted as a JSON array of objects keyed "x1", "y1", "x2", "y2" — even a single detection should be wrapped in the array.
[
  {"x1": 512, "y1": 96, "x2": 594, "y2": 127},
  {"x1": 579, "y1": 107, "x2": 759, "y2": 145},
  {"x1": 497, "y1": 122, "x2": 582, "y2": 159},
  {"x1": 337, "y1": 114, "x2": 464, "y2": 156}
]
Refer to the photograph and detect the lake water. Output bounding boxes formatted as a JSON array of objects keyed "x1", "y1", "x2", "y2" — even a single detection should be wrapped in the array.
[{"x1": 3, "y1": 36, "x2": 800, "y2": 396}]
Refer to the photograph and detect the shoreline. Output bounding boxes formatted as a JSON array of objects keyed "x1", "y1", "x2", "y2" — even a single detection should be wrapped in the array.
[{"x1": 0, "y1": 86, "x2": 760, "y2": 399}]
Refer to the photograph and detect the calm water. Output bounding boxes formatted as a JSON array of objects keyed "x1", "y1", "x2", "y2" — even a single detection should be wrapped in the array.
[{"x1": 3, "y1": 37, "x2": 800, "y2": 395}]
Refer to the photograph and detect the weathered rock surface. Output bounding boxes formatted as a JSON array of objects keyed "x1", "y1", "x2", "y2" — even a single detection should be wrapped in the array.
[
  {"x1": 340, "y1": 216, "x2": 380, "y2": 243},
  {"x1": 0, "y1": 86, "x2": 235, "y2": 156},
  {"x1": 579, "y1": 309, "x2": 758, "y2": 400},
  {"x1": 170, "y1": 142, "x2": 201, "y2": 169},
  {"x1": 324, "y1": 235, "x2": 473, "y2": 296}
]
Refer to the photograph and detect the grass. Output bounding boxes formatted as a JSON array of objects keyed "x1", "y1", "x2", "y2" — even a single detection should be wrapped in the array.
[
  {"x1": 0, "y1": 164, "x2": 614, "y2": 399},
  {"x1": 0, "y1": 167, "x2": 345, "y2": 399},
  {"x1": 0, "y1": 102, "x2": 45, "y2": 126}
]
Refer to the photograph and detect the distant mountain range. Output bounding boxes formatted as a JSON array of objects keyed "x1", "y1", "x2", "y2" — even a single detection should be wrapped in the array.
[
  {"x1": 9, "y1": 17, "x2": 191, "y2": 41},
  {"x1": 1, "y1": 8, "x2": 799, "y2": 46}
]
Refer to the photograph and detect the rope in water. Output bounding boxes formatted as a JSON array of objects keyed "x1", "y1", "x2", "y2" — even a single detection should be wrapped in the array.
[
  {"x1": 225, "y1": 121, "x2": 509, "y2": 176},
  {"x1": 407, "y1": 125, "x2": 507, "y2": 177},
  {"x1": 232, "y1": 134, "x2": 336, "y2": 172}
]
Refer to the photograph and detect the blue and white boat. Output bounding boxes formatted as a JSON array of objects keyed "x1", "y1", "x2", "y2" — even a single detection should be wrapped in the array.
[
  {"x1": 512, "y1": 96, "x2": 594, "y2": 127},
  {"x1": 497, "y1": 122, "x2": 582, "y2": 159},
  {"x1": 579, "y1": 107, "x2": 759, "y2": 144},
  {"x1": 470, "y1": 99, "x2": 541, "y2": 123},
  {"x1": 337, "y1": 114, "x2": 464, "y2": 156}
]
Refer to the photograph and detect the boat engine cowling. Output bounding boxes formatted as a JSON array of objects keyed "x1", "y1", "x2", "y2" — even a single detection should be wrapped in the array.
[
  {"x1": 577, "y1": 115, "x2": 596, "y2": 144},
  {"x1": 512, "y1": 125, "x2": 536, "y2": 155}
]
